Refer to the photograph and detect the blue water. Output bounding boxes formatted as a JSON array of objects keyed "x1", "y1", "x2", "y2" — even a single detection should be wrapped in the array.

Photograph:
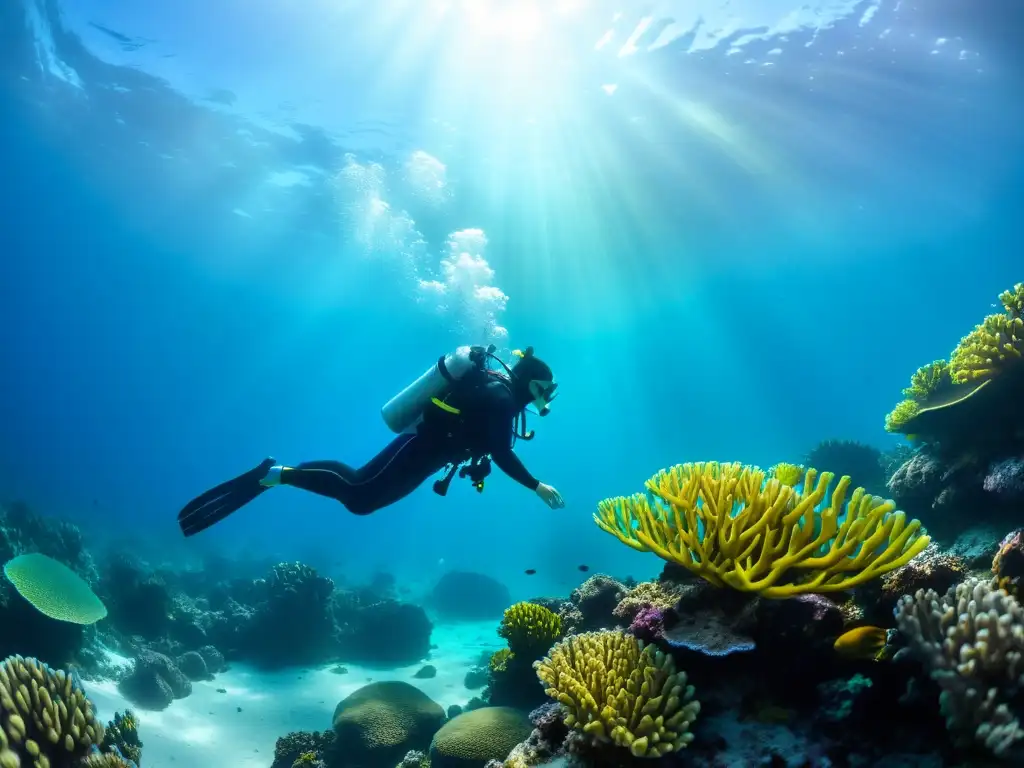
[{"x1": 1, "y1": 0, "x2": 1022, "y2": 602}]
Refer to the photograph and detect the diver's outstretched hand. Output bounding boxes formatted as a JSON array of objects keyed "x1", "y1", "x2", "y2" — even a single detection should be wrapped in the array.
[{"x1": 536, "y1": 482, "x2": 565, "y2": 509}]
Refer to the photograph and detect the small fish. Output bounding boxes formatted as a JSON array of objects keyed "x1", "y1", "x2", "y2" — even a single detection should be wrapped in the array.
[
  {"x1": 577, "y1": 564, "x2": 590, "y2": 572},
  {"x1": 524, "y1": 569, "x2": 537, "y2": 575},
  {"x1": 833, "y1": 625, "x2": 890, "y2": 661}
]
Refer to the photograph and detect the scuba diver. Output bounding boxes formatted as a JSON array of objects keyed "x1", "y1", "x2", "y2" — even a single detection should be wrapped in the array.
[{"x1": 177, "y1": 345, "x2": 564, "y2": 537}]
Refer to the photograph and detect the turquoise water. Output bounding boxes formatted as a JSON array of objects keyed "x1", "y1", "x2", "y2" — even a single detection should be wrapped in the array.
[{"x1": 1, "y1": 3, "x2": 1023, "y2": 764}]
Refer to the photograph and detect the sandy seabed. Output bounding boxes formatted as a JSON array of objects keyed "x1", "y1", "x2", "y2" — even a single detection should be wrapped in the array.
[{"x1": 86, "y1": 620, "x2": 504, "y2": 767}]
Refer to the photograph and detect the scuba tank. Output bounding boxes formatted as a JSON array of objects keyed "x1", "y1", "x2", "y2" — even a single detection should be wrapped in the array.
[{"x1": 381, "y1": 345, "x2": 488, "y2": 434}]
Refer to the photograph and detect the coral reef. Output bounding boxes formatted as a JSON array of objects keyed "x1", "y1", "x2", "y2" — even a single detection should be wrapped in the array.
[
  {"x1": 242, "y1": 562, "x2": 338, "y2": 668},
  {"x1": 427, "y1": 572, "x2": 511, "y2": 621},
  {"x1": 885, "y1": 283, "x2": 1024, "y2": 447},
  {"x1": 611, "y1": 581, "x2": 684, "y2": 625},
  {"x1": 0, "y1": 654, "x2": 106, "y2": 766},
  {"x1": 534, "y1": 630, "x2": 700, "y2": 758},
  {"x1": 100, "y1": 709, "x2": 143, "y2": 766},
  {"x1": 429, "y1": 707, "x2": 532, "y2": 768},
  {"x1": 993, "y1": 528, "x2": 1024, "y2": 597},
  {"x1": 270, "y1": 730, "x2": 336, "y2": 768},
  {"x1": 805, "y1": 439, "x2": 887, "y2": 496},
  {"x1": 498, "y1": 603, "x2": 562, "y2": 658},
  {"x1": 331, "y1": 682, "x2": 445, "y2": 768},
  {"x1": 596, "y1": 461, "x2": 930, "y2": 597},
  {"x1": 117, "y1": 649, "x2": 192, "y2": 711},
  {"x1": 336, "y1": 598, "x2": 433, "y2": 666},
  {"x1": 0, "y1": 503, "x2": 102, "y2": 667},
  {"x1": 894, "y1": 576, "x2": 1024, "y2": 758},
  {"x1": 567, "y1": 576, "x2": 626, "y2": 632}
]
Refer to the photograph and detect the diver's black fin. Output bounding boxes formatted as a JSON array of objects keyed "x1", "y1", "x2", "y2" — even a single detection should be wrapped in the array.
[{"x1": 177, "y1": 458, "x2": 276, "y2": 538}]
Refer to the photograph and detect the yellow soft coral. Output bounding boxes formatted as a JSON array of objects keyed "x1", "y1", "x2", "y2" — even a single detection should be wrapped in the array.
[
  {"x1": 949, "y1": 312, "x2": 1024, "y2": 383},
  {"x1": 535, "y1": 630, "x2": 700, "y2": 758},
  {"x1": 885, "y1": 399, "x2": 921, "y2": 433},
  {"x1": 594, "y1": 462, "x2": 930, "y2": 598},
  {"x1": 999, "y1": 282, "x2": 1024, "y2": 318},
  {"x1": 489, "y1": 648, "x2": 514, "y2": 672},
  {"x1": 770, "y1": 462, "x2": 804, "y2": 487},
  {"x1": 498, "y1": 602, "x2": 562, "y2": 657},
  {"x1": 901, "y1": 360, "x2": 951, "y2": 400}
]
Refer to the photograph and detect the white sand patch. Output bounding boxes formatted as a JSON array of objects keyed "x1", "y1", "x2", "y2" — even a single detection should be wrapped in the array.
[{"x1": 85, "y1": 621, "x2": 503, "y2": 767}]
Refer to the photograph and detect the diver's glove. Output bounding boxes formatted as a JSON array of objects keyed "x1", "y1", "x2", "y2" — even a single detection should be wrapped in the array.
[{"x1": 535, "y1": 482, "x2": 565, "y2": 509}]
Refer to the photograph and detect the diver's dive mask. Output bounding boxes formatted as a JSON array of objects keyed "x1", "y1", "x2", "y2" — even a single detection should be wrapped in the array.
[{"x1": 528, "y1": 379, "x2": 558, "y2": 416}]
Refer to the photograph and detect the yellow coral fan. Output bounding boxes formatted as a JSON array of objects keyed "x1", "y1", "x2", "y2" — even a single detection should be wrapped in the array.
[
  {"x1": 999, "y1": 282, "x2": 1024, "y2": 318},
  {"x1": 949, "y1": 311, "x2": 1024, "y2": 384},
  {"x1": 884, "y1": 399, "x2": 921, "y2": 433},
  {"x1": 594, "y1": 462, "x2": 930, "y2": 598},
  {"x1": 535, "y1": 630, "x2": 700, "y2": 758},
  {"x1": 901, "y1": 360, "x2": 951, "y2": 401},
  {"x1": 770, "y1": 462, "x2": 804, "y2": 487},
  {"x1": 498, "y1": 602, "x2": 562, "y2": 657}
]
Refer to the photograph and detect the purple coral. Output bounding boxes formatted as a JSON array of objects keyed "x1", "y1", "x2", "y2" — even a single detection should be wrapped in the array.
[{"x1": 628, "y1": 606, "x2": 665, "y2": 643}]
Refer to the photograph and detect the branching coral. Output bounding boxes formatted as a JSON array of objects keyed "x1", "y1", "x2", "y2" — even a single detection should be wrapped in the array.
[
  {"x1": 770, "y1": 463, "x2": 804, "y2": 487},
  {"x1": 885, "y1": 400, "x2": 921, "y2": 434},
  {"x1": 0, "y1": 654, "x2": 106, "y2": 767},
  {"x1": 498, "y1": 603, "x2": 562, "y2": 658},
  {"x1": 534, "y1": 630, "x2": 700, "y2": 758},
  {"x1": 950, "y1": 313, "x2": 1024, "y2": 383},
  {"x1": 595, "y1": 462, "x2": 930, "y2": 598},
  {"x1": 901, "y1": 360, "x2": 952, "y2": 401},
  {"x1": 946, "y1": 283, "x2": 1024, "y2": 384},
  {"x1": 1000, "y1": 283, "x2": 1024, "y2": 318},
  {"x1": 894, "y1": 577, "x2": 1024, "y2": 757}
]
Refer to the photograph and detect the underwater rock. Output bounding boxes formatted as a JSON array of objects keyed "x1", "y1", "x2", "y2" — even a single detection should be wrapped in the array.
[
  {"x1": 197, "y1": 643, "x2": 225, "y2": 673},
  {"x1": 463, "y1": 666, "x2": 488, "y2": 690},
  {"x1": 427, "y1": 571, "x2": 511, "y2": 621},
  {"x1": 887, "y1": 451, "x2": 992, "y2": 542},
  {"x1": 233, "y1": 562, "x2": 339, "y2": 668},
  {"x1": 332, "y1": 681, "x2": 445, "y2": 768},
  {"x1": 118, "y1": 649, "x2": 192, "y2": 710},
  {"x1": 176, "y1": 650, "x2": 211, "y2": 681},
  {"x1": 887, "y1": 453, "x2": 945, "y2": 515},
  {"x1": 338, "y1": 599, "x2": 432, "y2": 666},
  {"x1": 984, "y1": 456, "x2": 1024, "y2": 502},
  {"x1": 753, "y1": 592, "x2": 845, "y2": 655},
  {"x1": 816, "y1": 674, "x2": 874, "y2": 723},
  {"x1": 859, "y1": 543, "x2": 967, "y2": 625},
  {"x1": 413, "y1": 664, "x2": 436, "y2": 679},
  {"x1": 947, "y1": 524, "x2": 1004, "y2": 569},
  {"x1": 568, "y1": 574, "x2": 626, "y2": 631}
]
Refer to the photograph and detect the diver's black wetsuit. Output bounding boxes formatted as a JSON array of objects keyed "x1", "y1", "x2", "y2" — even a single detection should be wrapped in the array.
[{"x1": 279, "y1": 377, "x2": 538, "y2": 515}]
